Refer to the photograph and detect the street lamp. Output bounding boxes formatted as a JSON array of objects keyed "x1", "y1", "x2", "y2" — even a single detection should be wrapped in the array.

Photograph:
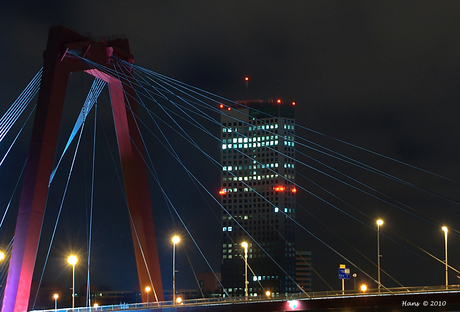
[
  {"x1": 241, "y1": 241, "x2": 249, "y2": 299},
  {"x1": 67, "y1": 255, "x2": 77, "y2": 309},
  {"x1": 145, "y1": 286, "x2": 151, "y2": 307},
  {"x1": 172, "y1": 235, "x2": 180, "y2": 306},
  {"x1": 442, "y1": 226, "x2": 448, "y2": 288},
  {"x1": 53, "y1": 294, "x2": 58, "y2": 310},
  {"x1": 376, "y1": 219, "x2": 383, "y2": 294}
]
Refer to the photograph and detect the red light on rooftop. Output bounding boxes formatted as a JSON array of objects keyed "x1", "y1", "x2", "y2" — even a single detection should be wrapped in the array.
[
  {"x1": 273, "y1": 185, "x2": 285, "y2": 192},
  {"x1": 227, "y1": 107, "x2": 231, "y2": 111},
  {"x1": 245, "y1": 77, "x2": 249, "y2": 81},
  {"x1": 276, "y1": 99, "x2": 282, "y2": 104},
  {"x1": 219, "y1": 104, "x2": 224, "y2": 109},
  {"x1": 291, "y1": 187, "x2": 297, "y2": 193},
  {"x1": 219, "y1": 189, "x2": 227, "y2": 195},
  {"x1": 291, "y1": 101, "x2": 296, "y2": 106}
]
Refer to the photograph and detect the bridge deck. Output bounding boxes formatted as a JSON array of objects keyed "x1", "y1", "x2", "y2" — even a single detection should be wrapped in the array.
[{"x1": 31, "y1": 286, "x2": 460, "y2": 312}]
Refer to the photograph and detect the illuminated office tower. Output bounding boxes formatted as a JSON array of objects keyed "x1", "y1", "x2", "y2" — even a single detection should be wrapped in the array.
[{"x1": 220, "y1": 99, "x2": 296, "y2": 297}]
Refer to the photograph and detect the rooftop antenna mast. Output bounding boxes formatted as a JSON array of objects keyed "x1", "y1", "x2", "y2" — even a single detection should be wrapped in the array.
[{"x1": 245, "y1": 76, "x2": 249, "y2": 106}]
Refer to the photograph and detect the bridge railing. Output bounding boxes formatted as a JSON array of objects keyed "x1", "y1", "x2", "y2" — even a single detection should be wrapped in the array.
[{"x1": 31, "y1": 285, "x2": 460, "y2": 312}]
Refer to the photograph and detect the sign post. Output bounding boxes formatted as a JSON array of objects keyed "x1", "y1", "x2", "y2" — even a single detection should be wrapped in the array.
[{"x1": 339, "y1": 264, "x2": 350, "y2": 295}]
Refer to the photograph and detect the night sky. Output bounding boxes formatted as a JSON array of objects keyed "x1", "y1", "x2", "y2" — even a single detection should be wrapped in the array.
[{"x1": 1, "y1": 0, "x2": 460, "y2": 302}]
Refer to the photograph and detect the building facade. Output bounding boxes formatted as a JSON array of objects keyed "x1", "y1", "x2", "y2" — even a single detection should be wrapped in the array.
[
  {"x1": 220, "y1": 99, "x2": 296, "y2": 297},
  {"x1": 295, "y1": 250, "x2": 312, "y2": 292}
]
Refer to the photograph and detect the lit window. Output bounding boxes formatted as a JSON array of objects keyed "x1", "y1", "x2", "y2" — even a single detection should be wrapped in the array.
[
  {"x1": 275, "y1": 207, "x2": 279, "y2": 213},
  {"x1": 228, "y1": 227, "x2": 233, "y2": 231},
  {"x1": 222, "y1": 144, "x2": 227, "y2": 149},
  {"x1": 223, "y1": 227, "x2": 227, "y2": 231}
]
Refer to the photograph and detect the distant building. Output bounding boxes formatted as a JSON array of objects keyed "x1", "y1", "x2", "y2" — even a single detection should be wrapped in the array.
[
  {"x1": 295, "y1": 251, "x2": 312, "y2": 292},
  {"x1": 198, "y1": 271, "x2": 222, "y2": 297},
  {"x1": 220, "y1": 99, "x2": 296, "y2": 297}
]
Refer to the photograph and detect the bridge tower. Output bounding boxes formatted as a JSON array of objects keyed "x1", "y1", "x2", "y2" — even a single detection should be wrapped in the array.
[{"x1": 2, "y1": 26, "x2": 163, "y2": 312}]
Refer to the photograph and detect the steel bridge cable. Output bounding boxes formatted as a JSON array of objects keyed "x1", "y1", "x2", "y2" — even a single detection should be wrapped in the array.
[
  {"x1": 63, "y1": 53, "x2": 454, "y2": 290},
  {"x1": 49, "y1": 77, "x2": 106, "y2": 184},
  {"x1": 86, "y1": 101, "x2": 98, "y2": 307},
  {"x1": 0, "y1": 104, "x2": 36, "y2": 167},
  {"x1": 114, "y1": 78, "x2": 310, "y2": 289},
  {"x1": 109, "y1": 64, "x2": 406, "y2": 291},
  {"x1": 94, "y1": 59, "x2": 248, "y2": 296},
  {"x1": 0, "y1": 237, "x2": 14, "y2": 303},
  {"x1": 136, "y1": 76, "x2": 456, "y2": 289},
  {"x1": 32, "y1": 123, "x2": 86, "y2": 310},
  {"x1": 119, "y1": 66, "x2": 460, "y2": 282},
  {"x1": 0, "y1": 68, "x2": 42, "y2": 142},
  {"x1": 111, "y1": 60, "x2": 229, "y2": 297},
  {"x1": 138, "y1": 65, "x2": 458, "y2": 185},
  {"x1": 0, "y1": 159, "x2": 27, "y2": 230},
  {"x1": 137, "y1": 66, "x2": 460, "y2": 217}
]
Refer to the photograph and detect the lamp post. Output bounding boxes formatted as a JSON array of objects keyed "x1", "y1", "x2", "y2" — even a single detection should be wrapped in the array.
[
  {"x1": 172, "y1": 235, "x2": 180, "y2": 306},
  {"x1": 145, "y1": 286, "x2": 151, "y2": 307},
  {"x1": 241, "y1": 241, "x2": 249, "y2": 299},
  {"x1": 53, "y1": 294, "x2": 58, "y2": 310},
  {"x1": 442, "y1": 226, "x2": 448, "y2": 288},
  {"x1": 67, "y1": 255, "x2": 77, "y2": 309},
  {"x1": 376, "y1": 219, "x2": 383, "y2": 294}
]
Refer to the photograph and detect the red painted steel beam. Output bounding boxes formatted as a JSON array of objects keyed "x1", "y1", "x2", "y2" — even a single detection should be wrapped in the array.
[{"x1": 86, "y1": 69, "x2": 164, "y2": 302}]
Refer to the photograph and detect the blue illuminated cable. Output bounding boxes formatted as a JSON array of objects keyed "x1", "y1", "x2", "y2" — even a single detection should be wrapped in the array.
[
  {"x1": 49, "y1": 78, "x2": 106, "y2": 184},
  {"x1": 117, "y1": 66, "x2": 394, "y2": 288},
  {"x1": 111, "y1": 61, "x2": 229, "y2": 295},
  {"x1": 0, "y1": 104, "x2": 36, "y2": 167},
  {"x1": 32, "y1": 124, "x2": 86, "y2": 309},
  {"x1": 86, "y1": 102, "x2": 97, "y2": 307},
  {"x1": 134, "y1": 65, "x2": 460, "y2": 268},
  {"x1": 71, "y1": 57, "x2": 442, "y2": 292},
  {"x1": 0, "y1": 68, "x2": 42, "y2": 141}
]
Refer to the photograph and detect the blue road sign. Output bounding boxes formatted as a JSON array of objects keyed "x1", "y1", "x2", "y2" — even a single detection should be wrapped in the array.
[{"x1": 339, "y1": 268, "x2": 350, "y2": 279}]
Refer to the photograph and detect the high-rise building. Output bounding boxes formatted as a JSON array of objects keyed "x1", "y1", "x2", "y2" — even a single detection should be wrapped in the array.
[{"x1": 220, "y1": 99, "x2": 296, "y2": 297}]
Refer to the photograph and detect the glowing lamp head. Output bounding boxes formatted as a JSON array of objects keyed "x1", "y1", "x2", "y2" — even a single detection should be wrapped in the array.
[
  {"x1": 67, "y1": 255, "x2": 77, "y2": 266},
  {"x1": 172, "y1": 235, "x2": 180, "y2": 244},
  {"x1": 245, "y1": 77, "x2": 249, "y2": 81},
  {"x1": 219, "y1": 104, "x2": 224, "y2": 109},
  {"x1": 442, "y1": 226, "x2": 448, "y2": 233},
  {"x1": 53, "y1": 294, "x2": 59, "y2": 300},
  {"x1": 145, "y1": 286, "x2": 151, "y2": 293},
  {"x1": 265, "y1": 290, "x2": 271, "y2": 297},
  {"x1": 360, "y1": 284, "x2": 367, "y2": 292},
  {"x1": 377, "y1": 219, "x2": 383, "y2": 226},
  {"x1": 241, "y1": 241, "x2": 248, "y2": 249},
  {"x1": 291, "y1": 101, "x2": 296, "y2": 106},
  {"x1": 0, "y1": 251, "x2": 4, "y2": 261},
  {"x1": 288, "y1": 300, "x2": 298, "y2": 309},
  {"x1": 176, "y1": 297, "x2": 182, "y2": 304},
  {"x1": 93, "y1": 303, "x2": 99, "y2": 308},
  {"x1": 276, "y1": 99, "x2": 282, "y2": 104}
]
